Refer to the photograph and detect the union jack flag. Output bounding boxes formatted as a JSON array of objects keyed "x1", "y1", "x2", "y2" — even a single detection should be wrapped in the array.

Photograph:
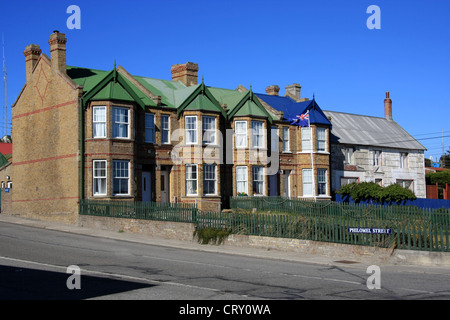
[
  {"x1": 298, "y1": 112, "x2": 309, "y2": 121},
  {"x1": 288, "y1": 110, "x2": 310, "y2": 127}
]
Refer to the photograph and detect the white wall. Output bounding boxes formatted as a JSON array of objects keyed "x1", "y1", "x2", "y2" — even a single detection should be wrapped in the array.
[{"x1": 331, "y1": 145, "x2": 426, "y2": 198}]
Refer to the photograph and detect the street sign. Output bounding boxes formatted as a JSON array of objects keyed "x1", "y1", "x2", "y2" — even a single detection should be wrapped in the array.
[{"x1": 347, "y1": 228, "x2": 392, "y2": 234}]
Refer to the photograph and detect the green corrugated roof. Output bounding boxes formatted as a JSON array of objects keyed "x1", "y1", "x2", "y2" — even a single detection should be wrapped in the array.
[
  {"x1": 134, "y1": 76, "x2": 190, "y2": 108},
  {"x1": 233, "y1": 100, "x2": 269, "y2": 118},
  {"x1": 67, "y1": 65, "x2": 273, "y2": 121},
  {"x1": 89, "y1": 81, "x2": 133, "y2": 101},
  {"x1": 67, "y1": 66, "x2": 109, "y2": 92},
  {"x1": 183, "y1": 94, "x2": 220, "y2": 112}
]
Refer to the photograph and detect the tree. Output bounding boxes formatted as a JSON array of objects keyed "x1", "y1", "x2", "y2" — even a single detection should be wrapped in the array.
[
  {"x1": 440, "y1": 149, "x2": 450, "y2": 168},
  {"x1": 426, "y1": 170, "x2": 450, "y2": 186}
]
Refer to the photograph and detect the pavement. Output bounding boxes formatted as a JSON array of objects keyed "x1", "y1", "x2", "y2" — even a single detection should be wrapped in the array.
[{"x1": 1, "y1": 213, "x2": 449, "y2": 270}]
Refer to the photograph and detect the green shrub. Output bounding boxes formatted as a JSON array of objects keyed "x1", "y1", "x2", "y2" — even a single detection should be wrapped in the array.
[
  {"x1": 378, "y1": 183, "x2": 417, "y2": 203},
  {"x1": 193, "y1": 227, "x2": 231, "y2": 245},
  {"x1": 338, "y1": 181, "x2": 416, "y2": 203}
]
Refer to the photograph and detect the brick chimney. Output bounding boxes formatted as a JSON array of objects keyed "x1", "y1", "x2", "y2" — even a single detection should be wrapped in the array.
[
  {"x1": 384, "y1": 91, "x2": 392, "y2": 120},
  {"x1": 48, "y1": 30, "x2": 67, "y2": 73},
  {"x1": 265, "y1": 85, "x2": 280, "y2": 96},
  {"x1": 171, "y1": 62, "x2": 198, "y2": 86},
  {"x1": 23, "y1": 44, "x2": 42, "y2": 82},
  {"x1": 285, "y1": 83, "x2": 301, "y2": 100}
]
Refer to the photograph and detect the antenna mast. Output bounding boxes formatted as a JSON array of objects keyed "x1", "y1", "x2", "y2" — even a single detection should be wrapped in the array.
[{"x1": 2, "y1": 33, "x2": 7, "y2": 138}]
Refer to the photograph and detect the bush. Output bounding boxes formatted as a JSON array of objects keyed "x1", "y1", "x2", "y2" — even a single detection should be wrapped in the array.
[
  {"x1": 193, "y1": 227, "x2": 231, "y2": 245},
  {"x1": 378, "y1": 183, "x2": 417, "y2": 203},
  {"x1": 338, "y1": 182, "x2": 416, "y2": 204}
]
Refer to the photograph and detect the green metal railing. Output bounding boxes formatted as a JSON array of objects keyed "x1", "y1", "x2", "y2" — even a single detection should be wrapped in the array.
[
  {"x1": 79, "y1": 199, "x2": 197, "y2": 223},
  {"x1": 79, "y1": 197, "x2": 450, "y2": 252},
  {"x1": 229, "y1": 196, "x2": 450, "y2": 252}
]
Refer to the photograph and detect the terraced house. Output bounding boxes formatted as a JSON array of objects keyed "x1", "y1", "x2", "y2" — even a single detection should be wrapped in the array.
[{"x1": 10, "y1": 31, "x2": 331, "y2": 223}]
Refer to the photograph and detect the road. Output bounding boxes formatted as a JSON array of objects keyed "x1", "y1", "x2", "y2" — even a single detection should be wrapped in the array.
[{"x1": 1, "y1": 221, "x2": 450, "y2": 304}]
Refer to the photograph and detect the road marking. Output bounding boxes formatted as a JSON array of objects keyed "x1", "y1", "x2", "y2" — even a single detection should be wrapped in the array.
[{"x1": 0, "y1": 256, "x2": 227, "y2": 295}]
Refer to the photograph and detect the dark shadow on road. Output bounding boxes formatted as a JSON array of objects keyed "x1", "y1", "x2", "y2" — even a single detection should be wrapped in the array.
[{"x1": 0, "y1": 265, "x2": 154, "y2": 300}]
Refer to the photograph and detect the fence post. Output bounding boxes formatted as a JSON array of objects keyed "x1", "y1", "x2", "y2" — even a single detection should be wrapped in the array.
[{"x1": 192, "y1": 205, "x2": 197, "y2": 223}]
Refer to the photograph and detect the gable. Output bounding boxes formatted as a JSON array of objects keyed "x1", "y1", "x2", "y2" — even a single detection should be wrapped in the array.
[
  {"x1": 75, "y1": 66, "x2": 155, "y2": 109},
  {"x1": 176, "y1": 82, "x2": 227, "y2": 118},
  {"x1": 222, "y1": 89, "x2": 274, "y2": 123}
]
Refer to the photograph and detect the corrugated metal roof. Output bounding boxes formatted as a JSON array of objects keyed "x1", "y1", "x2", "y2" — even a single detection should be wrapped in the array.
[{"x1": 323, "y1": 110, "x2": 426, "y2": 150}]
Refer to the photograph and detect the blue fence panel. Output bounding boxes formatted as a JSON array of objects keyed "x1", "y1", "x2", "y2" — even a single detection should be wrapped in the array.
[{"x1": 335, "y1": 194, "x2": 450, "y2": 209}]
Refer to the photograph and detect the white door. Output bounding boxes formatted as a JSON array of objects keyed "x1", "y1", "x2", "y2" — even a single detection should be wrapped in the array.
[
  {"x1": 161, "y1": 170, "x2": 169, "y2": 203},
  {"x1": 142, "y1": 172, "x2": 152, "y2": 202},
  {"x1": 283, "y1": 170, "x2": 291, "y2": 198}
]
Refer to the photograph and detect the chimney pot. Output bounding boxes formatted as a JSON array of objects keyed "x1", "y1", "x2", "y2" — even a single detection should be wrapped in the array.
[
  {"x1": 384, "y1": 91, "x2": 393, "y2": 120},
  {"x1": 171, "y1": 62, "x2": 198, "y2": 86}
]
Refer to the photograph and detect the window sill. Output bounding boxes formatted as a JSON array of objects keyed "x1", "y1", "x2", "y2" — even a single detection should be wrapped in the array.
[{"x1": 296, "y1": 151, "x2": 329, "y2": 154}]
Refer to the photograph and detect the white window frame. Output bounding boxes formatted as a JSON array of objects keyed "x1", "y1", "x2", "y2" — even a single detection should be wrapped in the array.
[
  {"x1": 202, "y1": 116, "x2": 216, "y2": 145},
  {"x1": 252, "y1": 166, "x2": 265, "y2": 196},
  {"x1": 400, "y1": 153, "x2": 408, "y2": 168},
  {"x1": 235, "y1": 120, "x2": 247, "y2": 148},
  {"x1": 317, "y1": 127, "x2": 326, "y2": 152},
  {"x1": 93, "y1": 160, "x2": 107, "y2": 196},
  {"x1": 112, "y1": 160, "x2": 130, "y2": 196},
  {"x1": 282, "y1": 127, "x2": 290, "y2": 152},
  {"x1": 203, "y1": 164, "x2": 217, "y2": 195},
  {"x1": 185, "y1": 164, "x2": 198, "y2": 196},
  {"x1": 302, "y1": 169, "x2": 313, "y2": 196},
  {"x1": 161, "y1": 114, "x2": 170, "y2": 144},
  {"x1": 252, "y1": 121, "x2": 264, "y2": 148},
  {"x1": 372, "y1": 150, "x2": 382, "y2": 166},
  {"x1": 93, "y1": 106, "x2": 106, "y2": 138},
  {"x1": 301, "y1": 127, "x2": 312, "y2": 152},
  {"x1": 185, "y1": 116, "x2": 198, "y2": 145},
  {"x1": 317, "y1": 169, "x2": 327, "y2": 196},
  {"x1": 145, "y1": 113, "x2": 155, "y2": 143},
  {"x1": 344, "y1": 147, "x2": 355, "y2": 165},
  {"x1": 112, "y1": 107, "x2": 130, "y2": 139},
  {"x1": 236, "y1": 166, "x2": 248, "y2": 195}
]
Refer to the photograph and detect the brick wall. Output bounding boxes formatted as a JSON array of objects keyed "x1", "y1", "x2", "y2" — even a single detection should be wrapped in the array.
[{"x1": 11, "y1": 53, "x2": 81, "y2": 224}]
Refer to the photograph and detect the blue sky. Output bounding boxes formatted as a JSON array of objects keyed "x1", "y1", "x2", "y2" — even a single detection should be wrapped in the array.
[{"x1": 0, "y1": 0, "x2": 449, "y2": 162}]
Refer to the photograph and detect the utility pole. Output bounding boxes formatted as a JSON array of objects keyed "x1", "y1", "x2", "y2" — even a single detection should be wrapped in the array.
[{"x1": 2, "y1": 33, "x2": 7, "y2": 138}]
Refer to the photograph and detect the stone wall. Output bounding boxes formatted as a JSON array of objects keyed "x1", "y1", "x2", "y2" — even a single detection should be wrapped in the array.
[{"x1": 78, "y1": 215, "x2": 196, "y2": 241}]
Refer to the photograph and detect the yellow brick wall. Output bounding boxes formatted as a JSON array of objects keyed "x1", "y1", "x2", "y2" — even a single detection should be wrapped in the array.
[{"x1": 11, "y1": 55, "x2": 81, "y2": 223}]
